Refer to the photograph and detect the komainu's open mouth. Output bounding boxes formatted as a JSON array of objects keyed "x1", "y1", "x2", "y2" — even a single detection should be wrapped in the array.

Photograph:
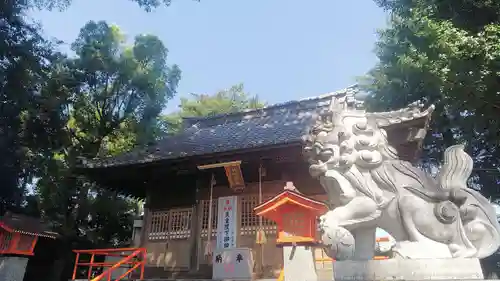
[{"x1": 309, "y1": 160, "x2": 327, "y2": 177}]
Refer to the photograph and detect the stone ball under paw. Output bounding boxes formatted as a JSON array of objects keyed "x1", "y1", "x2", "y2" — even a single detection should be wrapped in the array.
[{"x1": 321, "y1": 226, "x2": 355, "y2": 261}]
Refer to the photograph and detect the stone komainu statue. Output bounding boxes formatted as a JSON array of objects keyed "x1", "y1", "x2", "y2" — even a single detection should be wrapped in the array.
[{"x1": 303, "y1": 92, "x2": 500, "y2": 260}]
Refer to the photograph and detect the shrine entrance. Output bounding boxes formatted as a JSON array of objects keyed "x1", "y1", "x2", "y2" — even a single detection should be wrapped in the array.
[{"x1": 146, "y1": 207, "x2": 193, "y2": 270}]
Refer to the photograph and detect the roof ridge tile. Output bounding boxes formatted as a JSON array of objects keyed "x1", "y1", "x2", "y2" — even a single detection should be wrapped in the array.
[{"x1": 182, "y1": 84, "x2": 359, "y2": 124}]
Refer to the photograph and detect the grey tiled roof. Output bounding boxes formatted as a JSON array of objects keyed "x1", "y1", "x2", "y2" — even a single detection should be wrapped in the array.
[
  {"x1": 1, "y1": 212, "x2": 58, "y2": 239},
  {"x1": 79, "y1": 87, "x2": 359, "y2": 169}
]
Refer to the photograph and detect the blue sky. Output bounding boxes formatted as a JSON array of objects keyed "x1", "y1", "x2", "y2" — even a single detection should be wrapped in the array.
[{"x1": 31, "y1": 0, "x2": 387, "y2": 113}]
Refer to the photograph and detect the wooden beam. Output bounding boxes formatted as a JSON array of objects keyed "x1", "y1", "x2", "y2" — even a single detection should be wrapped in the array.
[
  {"x1": 83, "y1": 145, "x2": 306, "y2": 195},
  {"x1": 197, "y1": 161, "x2": 242, "y2": 170}
]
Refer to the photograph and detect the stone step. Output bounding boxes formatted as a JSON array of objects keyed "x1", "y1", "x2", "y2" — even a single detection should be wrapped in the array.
[
  {"x1": 317, "y1": 268, "x2": 333, "y2": 280},
  {"x1": 73, "y1": 268, "x2": 330, "y2": 281},
  {"x1": 70, "y1": 278, "x2": 277, "y2": 281}
]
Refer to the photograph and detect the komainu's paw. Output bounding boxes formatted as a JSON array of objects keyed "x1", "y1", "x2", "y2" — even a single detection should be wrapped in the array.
[{"x1": 321, "y1": 225, "x2": 355, "y2": 261}]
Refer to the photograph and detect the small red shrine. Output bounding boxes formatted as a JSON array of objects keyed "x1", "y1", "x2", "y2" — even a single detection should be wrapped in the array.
[
  {"x1": 254, "y1": 183, "x2": 328, "y2": 244},
  {"x1": 0, "y1": 212, "x2": 58, "y2": 256}
]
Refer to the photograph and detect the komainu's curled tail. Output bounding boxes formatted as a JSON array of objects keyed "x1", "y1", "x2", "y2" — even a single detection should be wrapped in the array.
[
  {"x1": 438, "y1": 144, "x2": 500, "y2": 258},
  {"x1": 439, "y1": 145, "x2": 473, "y2": 191}
]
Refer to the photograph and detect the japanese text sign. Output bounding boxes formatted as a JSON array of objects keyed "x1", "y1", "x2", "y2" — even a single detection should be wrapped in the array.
[{"x1": 217, "y1": 196, "x2": 237, "y2": 249}]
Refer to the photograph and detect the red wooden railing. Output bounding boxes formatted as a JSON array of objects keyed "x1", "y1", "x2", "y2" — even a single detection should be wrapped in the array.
[
  {"x1": 0, "y1": 229, "x2": 39, "y2": 256},
  {"x1": 72, "y1": 248, "x2": 146, "y2": 281}
]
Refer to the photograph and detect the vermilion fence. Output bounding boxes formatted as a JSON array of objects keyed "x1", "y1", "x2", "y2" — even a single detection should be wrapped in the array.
[{"x1": 72, "y1": 247, "x2": 146, "y2": 281}]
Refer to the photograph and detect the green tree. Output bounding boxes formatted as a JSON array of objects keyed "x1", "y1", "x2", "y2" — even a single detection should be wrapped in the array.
[
  {"x1": 35, "y1": 20, "x2": 180, "y2": 248},
  {"x1": 0, "y1": 0, "x2": 64, "y2": 214},
  {"x1": 160, "y1": 83, "x2": 265, "y2": 134},
  {"x1": 0, "y1": 0, "x2": 192, "y2": 214},
  {"x1": 363, "y1": 0, "x2": 500, "y2": 197},
  {"x1": 33, "y1": 0, "x2": 198, "y2": 11}
]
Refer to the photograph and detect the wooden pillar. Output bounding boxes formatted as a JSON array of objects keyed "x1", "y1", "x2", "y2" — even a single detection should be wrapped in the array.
[
  {"x1": 189, "y1": 178, "x2": 203, "y2": 272},
  {"x1": 188, "y1": 202, "x2": 200, "y2": 271},
  {"x1": 140, "y1": 193, "x2": 152, "y2": 248}
]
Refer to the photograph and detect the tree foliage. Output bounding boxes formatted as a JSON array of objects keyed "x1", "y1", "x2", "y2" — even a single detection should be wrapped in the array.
[
  {"x1": 31, "y1": 0, "x2": 198, "y2": 11},
  {"x1": 34, "y1": 20, "x2": 180, "y2": 245},
  {"x1": 0, "y1": 0, "x2": 63, "y2": 214},
  {"x1": 160, "y1": 83, "x2": 265, "y2": 134},
  {"x1": 1, "y1": 1, "x2": 182, "y2": 278},
  {"x1": 364, "y1": 0, "x2": 500, "y2": 197},
  {"x1": 1, "y1": 0, "x2": 183, "y2": 215}
]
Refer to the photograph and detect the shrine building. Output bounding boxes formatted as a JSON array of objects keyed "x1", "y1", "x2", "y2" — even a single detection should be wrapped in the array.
[{"x1": 75, "y1": 86, "x2": 430, "y2": 279}]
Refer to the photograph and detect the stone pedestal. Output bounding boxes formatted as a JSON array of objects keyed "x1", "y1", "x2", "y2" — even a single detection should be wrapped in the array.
[
  {"x1": 351, "y1": 227, "x2": 376, "y2": 261},
  {"x1": 283, "y1": 245, "x2": 317, "y2": 281},
  {"x1": 0, "y1": 256, "x2": 29, "y2": 281},
  {"x1": 333, "y1": 258, "x2": 484, "y2": 281}
]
